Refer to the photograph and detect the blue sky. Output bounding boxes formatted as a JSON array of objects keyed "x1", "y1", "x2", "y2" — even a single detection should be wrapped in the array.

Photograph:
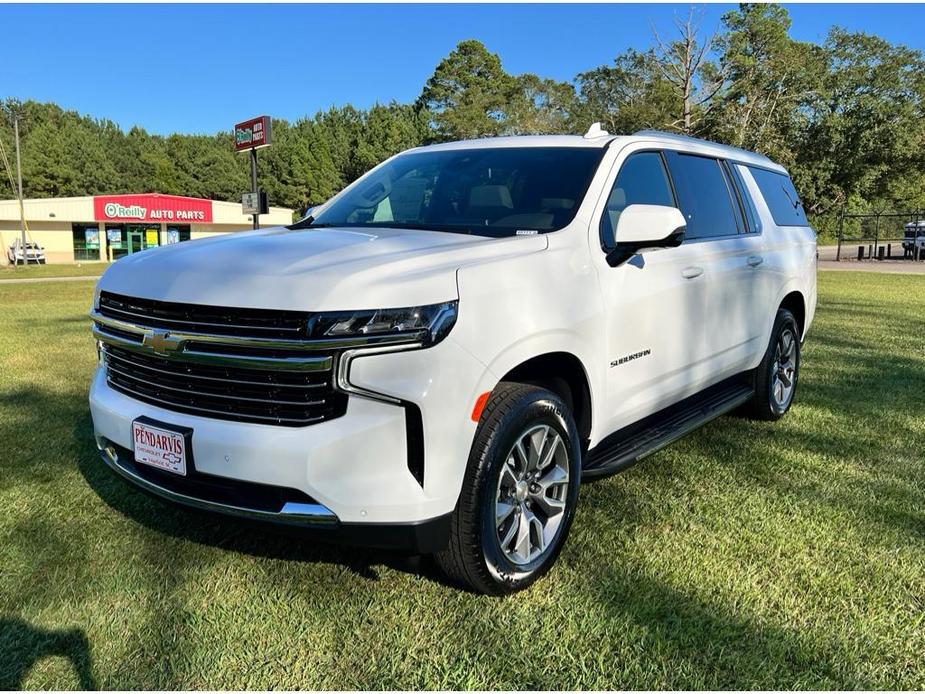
[{"x1": 4, "y1": 3, "x2": 925, "y2": 135}]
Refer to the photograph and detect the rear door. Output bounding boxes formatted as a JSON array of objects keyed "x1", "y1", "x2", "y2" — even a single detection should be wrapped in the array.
[{"x1": 663, "y1": 151, "x2": 768, "y2": 380}]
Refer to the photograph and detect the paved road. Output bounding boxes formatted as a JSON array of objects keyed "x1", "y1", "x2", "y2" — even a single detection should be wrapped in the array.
[
  {"x1": 817, "y1": 245, "x2": 925, "y2": 274},
  {"x1": 0, "y1": 275, "x2": 100, "y2": 285}
]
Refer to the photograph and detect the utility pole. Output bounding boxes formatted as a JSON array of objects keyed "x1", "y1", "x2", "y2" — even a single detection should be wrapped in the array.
[
  {"x1": 14, "y1": 117, "x2": 26, "y2": 266},
  {"x1": 250, "y1": 147, "x2": 259, "y2": 230}
]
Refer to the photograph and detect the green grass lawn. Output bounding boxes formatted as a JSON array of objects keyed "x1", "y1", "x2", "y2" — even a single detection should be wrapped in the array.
[
  {"x1": 0, "y1": 263, "x2": 109, "y2": 280},
  {"x1": 1, "y1": 272, "x2": 923, "y2": 689}
]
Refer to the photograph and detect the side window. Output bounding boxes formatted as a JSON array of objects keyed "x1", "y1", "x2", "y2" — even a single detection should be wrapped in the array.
[
  {"x1": 665, "y1": 153, "x2": 741, "y2": 239},
  {"x1": 600, "y1": 151, "x2": 675, "y2": 249},
  {"x1": 747, "y1": 166, "x2": 809, "y2": 227}
]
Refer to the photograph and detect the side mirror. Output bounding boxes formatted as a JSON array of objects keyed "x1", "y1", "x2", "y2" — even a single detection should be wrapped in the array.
[{"x1": 606, "y1": 204, "x2": 686, "y2": 267}]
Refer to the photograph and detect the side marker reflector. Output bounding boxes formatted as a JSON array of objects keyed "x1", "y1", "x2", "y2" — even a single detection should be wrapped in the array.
[{"x1": 471, "y1": 391, "x2": 492, "y2": 422}]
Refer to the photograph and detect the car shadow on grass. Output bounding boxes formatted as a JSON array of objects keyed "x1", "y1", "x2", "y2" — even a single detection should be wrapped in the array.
[
  {"x1": 0, "y1": 617, "x2": 98, "y2": 689},
  {"x1": 71, "y1": 413, "x2": 453, "y2": 589},
  {"x1": 583, "y1": 564, "x2": 856, "y2": 689}
]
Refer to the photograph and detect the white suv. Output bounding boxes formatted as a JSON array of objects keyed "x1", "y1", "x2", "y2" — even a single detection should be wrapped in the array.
[{"x1": 89, "y1": 127, "x2": 816, "y2": 594}]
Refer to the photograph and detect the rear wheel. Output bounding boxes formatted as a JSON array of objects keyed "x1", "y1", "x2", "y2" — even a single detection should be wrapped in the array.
[
  {"x1": 435, "y1": 382, "x2": 581, "y2": 595},
  {"x1": 744, "y1": 308, "x2": 801, "y2": 421}
]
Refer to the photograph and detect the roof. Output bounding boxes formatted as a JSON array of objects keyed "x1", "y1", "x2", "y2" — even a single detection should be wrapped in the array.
[
  {"x1": 630, "y1": 130, "x2": 784, "y2": 171},
  {"x1": 415, "y1": 135, "x2": 614, "y2": 151},
  {"x1": 412, "y1": 130, "x2": 787, "y2": 173}
]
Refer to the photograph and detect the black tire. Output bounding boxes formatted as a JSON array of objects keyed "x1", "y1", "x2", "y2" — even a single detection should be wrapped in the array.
[
  {"x1": 744, "y1": 308, "x2": 801, "y2": 421},
  {"x1": 435, "y1": 382, "x2": 582, "y2": 595}
]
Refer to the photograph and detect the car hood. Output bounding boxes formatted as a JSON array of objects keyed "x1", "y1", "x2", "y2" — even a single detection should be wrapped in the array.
[{"x1": 97, "y1": 225, "x2": 548, "y2": 311}]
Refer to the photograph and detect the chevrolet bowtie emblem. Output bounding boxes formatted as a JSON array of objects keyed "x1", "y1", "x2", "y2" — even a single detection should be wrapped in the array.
[{"x1": 142, "y1": 329, "x2": 184, "y2": 354}]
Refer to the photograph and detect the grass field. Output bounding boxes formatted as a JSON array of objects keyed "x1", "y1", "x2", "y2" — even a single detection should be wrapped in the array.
[
  {"x1": 0, "y1": 263, "x2": 108, "y2": 280},
  {"x1": 1, "y1": 272, "x2": 923, "y2": 689}
]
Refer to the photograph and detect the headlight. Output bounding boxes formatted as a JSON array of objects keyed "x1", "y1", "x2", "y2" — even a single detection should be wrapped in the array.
[
  {"x1": 91, "y1": 286, "x2": 102, "y2": 311},
  {"x1": 308, "y1": 301, "x2": 457, "y2": 346}
]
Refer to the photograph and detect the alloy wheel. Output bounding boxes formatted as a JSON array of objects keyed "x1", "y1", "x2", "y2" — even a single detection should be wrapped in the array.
[
  {"x1": 493, "y1": 424, "x2": 571, "y2": 565},
  {"x1": 772, "y1": 327, "x2": 797, "y2": 410}
]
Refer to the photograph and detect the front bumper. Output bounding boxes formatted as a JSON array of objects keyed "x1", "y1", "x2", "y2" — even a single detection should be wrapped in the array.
[
  {"x1": 89, "y1": 330, "x2": 492, "y2": 549},
  {"x1": 94, "y1": 436, "x2": 451, "y2": 552}
]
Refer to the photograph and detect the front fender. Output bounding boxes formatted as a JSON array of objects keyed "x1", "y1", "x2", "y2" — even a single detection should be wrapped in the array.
[{"x1": 453, "y1": 241, "x2": 606, "y2": 436}]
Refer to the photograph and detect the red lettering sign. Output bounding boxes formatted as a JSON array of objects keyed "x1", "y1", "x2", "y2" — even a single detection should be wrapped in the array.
[
  {"x1": 234, "y1": 116, "x2": 273, "y2": 152},
  {"x1": 93, "y1": 194, "x2": 213, "y2": 224}
]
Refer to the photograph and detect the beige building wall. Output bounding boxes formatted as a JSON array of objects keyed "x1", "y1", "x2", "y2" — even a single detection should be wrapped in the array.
[
  {"x1": 0, "y1": 221, "x2": 79, "y2": 264},
  {"x1": 211, "y1": 200, "x2": 293, "y2": 227},
  {"x1": 0, "y1": 197, "x2": 295, "y2": 265}
]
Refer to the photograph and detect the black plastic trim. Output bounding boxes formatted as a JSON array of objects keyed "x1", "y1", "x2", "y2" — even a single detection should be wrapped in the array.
[
  {"x1": 107, "y1": 441, "x2": 319, "y2": 513},
  {"x1": 583, "y1": 374, "x2": 754, "y2": 479},
  {"x1": 337, "y1": 514, "x2": 451, "y2": 554},
  {"x1": 99, "y1": 441, "x2": 451, "y2": 553},
  {"x1": 403, "y1": 402, "x2": 426, "y2": 487},
  {"x1": 725, "y1": 161, "x2": 762, "y2": 234}
]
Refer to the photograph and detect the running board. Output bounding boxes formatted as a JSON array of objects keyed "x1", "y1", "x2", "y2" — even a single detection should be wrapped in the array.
[{"x1": 582, "y1": 379, "x2": 754, "y2": 480}]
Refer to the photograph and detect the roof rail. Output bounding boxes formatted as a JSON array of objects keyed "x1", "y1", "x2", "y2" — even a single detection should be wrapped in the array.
[
  {"x1": 632, "y1": 129, "x2": 778, "y2": 166},
  {"x1": 633, "y1": 129, "x2": 711, "y2": 144}
]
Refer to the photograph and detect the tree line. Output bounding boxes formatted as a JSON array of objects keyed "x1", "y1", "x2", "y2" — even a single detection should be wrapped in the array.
[{"x1": 2, "y1": 4, "x2": 924, "y2": 237}]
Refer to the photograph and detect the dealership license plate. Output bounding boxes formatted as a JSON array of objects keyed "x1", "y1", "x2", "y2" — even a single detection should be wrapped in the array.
[{"x1": 132, "y1": 420, "x2": 188, "y2": 476}]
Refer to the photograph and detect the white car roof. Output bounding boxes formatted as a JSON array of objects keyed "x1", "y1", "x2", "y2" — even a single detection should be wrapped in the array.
[{"x1": 413, "y1": 130, "x2": 786, "y2": 174}]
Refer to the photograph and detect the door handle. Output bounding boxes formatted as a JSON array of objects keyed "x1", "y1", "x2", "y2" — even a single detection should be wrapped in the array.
[
  {"x1": 681, "y1": 266, "x2": 704, "y2": 279},
  {"x1": 747, "y1": 255, "x2": 764, "y2": 267}
]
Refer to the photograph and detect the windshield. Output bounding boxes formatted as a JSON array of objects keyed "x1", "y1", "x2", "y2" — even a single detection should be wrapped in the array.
[{"x1": 307, "y1": 147, "x2": 605, "y2": 237}]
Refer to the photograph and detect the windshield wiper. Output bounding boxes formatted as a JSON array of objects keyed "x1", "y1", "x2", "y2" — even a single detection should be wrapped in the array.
[
  {"x1": 287, "y1": 218, "x2": 346, "y2": 231},
  {"x1": 287, "y1": 220, "x2": 485, "y2": 235},
  {"x1": 378, "y1": 222, "x2": 474, "y2": 235},
  {"x1": 287, "y1": 215, "x2": 314, "y2": 230}
]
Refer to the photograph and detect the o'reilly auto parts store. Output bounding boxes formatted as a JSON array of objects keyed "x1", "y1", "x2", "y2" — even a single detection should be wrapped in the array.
[{"x1": 0, "y1": 193, "x2": 293, "y2": 264}]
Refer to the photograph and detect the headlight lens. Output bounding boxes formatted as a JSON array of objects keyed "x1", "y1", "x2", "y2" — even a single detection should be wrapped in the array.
[{"x1": 308, "y1": 301, "x2": 457, "y2": 346}]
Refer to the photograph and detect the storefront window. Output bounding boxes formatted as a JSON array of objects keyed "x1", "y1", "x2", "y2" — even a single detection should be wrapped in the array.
[
  {"x1": 106, "y1": 224, "x2": 127, "y2": 260},
  {"x1": 72, "y1": 224, "x2": 101, "y2": 261},
  {"x1": 166, "y1": 225, "x2": 191, "y2": 244}
]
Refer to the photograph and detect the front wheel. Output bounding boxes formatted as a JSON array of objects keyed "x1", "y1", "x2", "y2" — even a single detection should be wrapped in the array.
[
  {"x1": 744, "y1": 308, "x2": 801, "y2": 421},
  {"x1": 435, "y1": 382, "x2": 581, "y2": 595}
]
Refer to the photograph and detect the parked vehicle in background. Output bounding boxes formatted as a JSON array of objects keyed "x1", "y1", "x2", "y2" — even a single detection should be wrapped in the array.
[
  {"x1": 902, "y1": 220, "x2": 925, "y2": 254},
  {"x1": 89, "y1": 126, "x2": 817, "y2": 594},
  {"x1": 7, "y1": 239, "x2": 45, "y2": 264}
]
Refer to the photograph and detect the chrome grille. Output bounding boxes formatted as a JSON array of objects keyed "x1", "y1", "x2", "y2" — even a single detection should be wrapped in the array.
[
  {"x1": 92, "y1": 294, "x2": 348, "y2": 427},
  {"x1": 99, "y1": 291, "x2": 308, "y2": 339}
]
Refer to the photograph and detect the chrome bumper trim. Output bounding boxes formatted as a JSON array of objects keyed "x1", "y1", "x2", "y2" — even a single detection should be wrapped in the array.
[{"x1": 96, "y1": 438, "x2": 339, "y2": 527}]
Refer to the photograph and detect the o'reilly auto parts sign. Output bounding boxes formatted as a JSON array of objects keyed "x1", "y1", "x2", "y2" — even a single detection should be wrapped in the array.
[
  {"x1": 93, "y1": 194, "x2": 214, "y2": 223},
  {"x1": 234, "y1": 116, "x2": 272, "y2": 152}
]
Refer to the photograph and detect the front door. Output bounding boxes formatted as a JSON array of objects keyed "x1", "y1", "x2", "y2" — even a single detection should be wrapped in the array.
[
  {"x1": 127, "y1": 228, "x2": 144, "y2": 255},
  {"x1": 595, "y1": 149, "x2": 712, "y2": 434},
  {"x1": 126, "y1": 225, "x2": 160, "y2": 255}
]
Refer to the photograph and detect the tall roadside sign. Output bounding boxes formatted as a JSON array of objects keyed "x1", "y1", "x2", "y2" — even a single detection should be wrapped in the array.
[{"x1": 234, "y1": 116, "x2": 272, "y2": 229}]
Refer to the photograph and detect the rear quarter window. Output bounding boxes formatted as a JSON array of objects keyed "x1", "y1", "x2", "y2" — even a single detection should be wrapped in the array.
[{"x1": 747, "y1": 167, "x2": 809, "y2": 227}]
